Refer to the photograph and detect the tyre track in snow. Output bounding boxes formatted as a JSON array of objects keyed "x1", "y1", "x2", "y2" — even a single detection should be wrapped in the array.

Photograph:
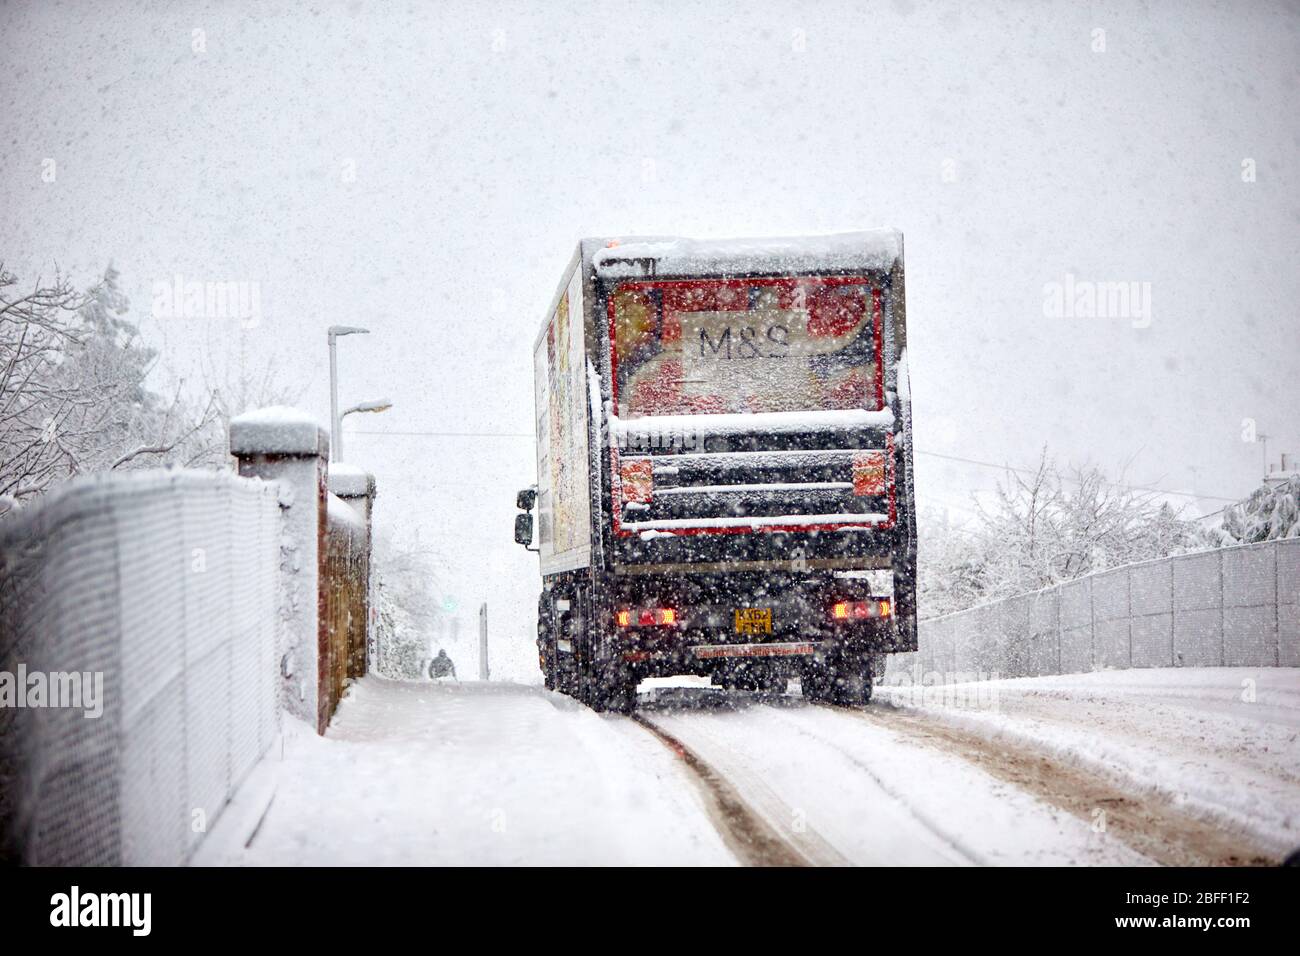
[
  {"x1": 826, "y1": 702, "x2": 1278, "y2": 867},
  {"x1": 756, "y1": 704, "x2": 988, "y2": 865},
  {"x1": 633, "y1": 690, "x2": 989, "y2": 866},
  {"x1": 630, "y1": 713, "x2": 828, "y2": 866},
  {"x1": 634, "y1": 687, "x2": 1160, "y2": 865}
]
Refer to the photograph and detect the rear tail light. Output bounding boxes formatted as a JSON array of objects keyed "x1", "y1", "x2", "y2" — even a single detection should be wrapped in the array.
[
  {"x1": 831, "y1": 599, "x2": 891, "y2": 621},
  {"x1": 616, "y1": 607, "x2": 677, "y2": 627},
  {"x1": 852, "y1": 451, "x2": 887, "y2": 497},
  {"x1": 620, "y1": 459, "x2": 653, "y2": 503}
]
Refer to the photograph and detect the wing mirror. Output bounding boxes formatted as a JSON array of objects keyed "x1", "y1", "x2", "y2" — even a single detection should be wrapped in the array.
[{"x1": 514, "y1": 512, "x2": 534, "y2": 547}]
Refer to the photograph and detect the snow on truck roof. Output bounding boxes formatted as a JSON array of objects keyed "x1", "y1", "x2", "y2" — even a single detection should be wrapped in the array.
[{"x1": 590, "y1": 229, "x2": 902, "y2": 278}]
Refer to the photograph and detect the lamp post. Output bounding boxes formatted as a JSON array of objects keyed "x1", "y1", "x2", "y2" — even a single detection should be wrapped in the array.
[
  {"x1": 328, "y1": 325, "x2": 370, "y2": 461},
  {"x1": 338, "y1": 397, "x2": 394, "y2": 460}
]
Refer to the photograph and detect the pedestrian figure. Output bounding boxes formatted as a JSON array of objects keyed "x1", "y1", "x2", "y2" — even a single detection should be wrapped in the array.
[{"x1": 428, "y1": 648, "x2": 456, "y2": 680}]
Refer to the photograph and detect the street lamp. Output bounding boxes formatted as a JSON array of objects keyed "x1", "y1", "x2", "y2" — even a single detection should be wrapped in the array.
[
  {"x1": 328, "y1": 325, "x2": 369, "y2": 461},
  {"x1": 337, "y1": 397, "x2": 393, "y2": 462}
]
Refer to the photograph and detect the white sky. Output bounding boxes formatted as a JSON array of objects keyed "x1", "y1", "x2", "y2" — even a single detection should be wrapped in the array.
[{"x1": 4, "y1": 0, "x2": 1298, "y2": 678}]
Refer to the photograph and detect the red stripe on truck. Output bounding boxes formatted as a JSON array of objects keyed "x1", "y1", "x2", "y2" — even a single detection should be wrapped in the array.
[{"x1": 692, "y1": 641, "x2": 818, "y2": 660}]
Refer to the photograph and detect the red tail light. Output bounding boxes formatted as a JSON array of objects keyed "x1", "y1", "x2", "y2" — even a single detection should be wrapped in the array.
[
  {"x1": 616, "y1": 607, "x2": 677, "y2": 627},
  {"x1": 831, "y1": 599, "x2": 891, "y2": 622}
]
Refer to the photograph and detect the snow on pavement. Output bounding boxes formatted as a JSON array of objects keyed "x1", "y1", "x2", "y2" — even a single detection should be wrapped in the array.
[
  {"x1": 196, "y1": 677, "x2": 734, "y2": 866},
  {"x1": 877, "y1": 667, "x2": 1300, "y2": 859}
]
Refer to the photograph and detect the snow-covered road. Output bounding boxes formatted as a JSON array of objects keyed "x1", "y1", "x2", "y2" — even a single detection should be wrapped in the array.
[{"x1": 197, "y1": 668, "x2": 1300, "y2": 866}]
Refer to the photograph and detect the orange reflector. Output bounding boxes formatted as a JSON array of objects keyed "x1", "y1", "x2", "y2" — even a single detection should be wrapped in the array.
[
  {"x1": 852, "y1": 450, "x2": 887, "y2": 497},
  {"x1": 620, "y1": 459, "x2": 653, "y2": 504}
]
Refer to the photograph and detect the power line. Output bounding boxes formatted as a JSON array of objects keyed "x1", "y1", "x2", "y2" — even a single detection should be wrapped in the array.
[
  {"x1": 914, "y1": 449, "x2": 1241, "y2": 502},
  {"x1": 351, "y1": 429, "x2": 532, "y2": 439},
  {"x1": 349, "y1": 429, "x2": 1243, "y2": 503}
]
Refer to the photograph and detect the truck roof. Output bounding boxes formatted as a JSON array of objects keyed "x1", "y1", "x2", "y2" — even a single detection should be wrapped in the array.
[{"x1": 587, "y1": 229, "x2": 902, "y2": 279}]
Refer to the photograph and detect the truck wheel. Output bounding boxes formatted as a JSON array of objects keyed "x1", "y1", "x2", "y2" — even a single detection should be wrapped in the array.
[
  {"x1": 592, "y1": 658, "x2": 637, "y2": 714},
  {"x1": 758, "y1": 672, "x2": 788, "y2": 694},
  {"x1": 800, "y1": 660, "x2": 830, "y2": 702},
  {"x1": 830, "y1": 651, "x2": 873, "y2": 706},
  {"x1": 537, "y1": 608, "x2": 556, "y2": 691}
]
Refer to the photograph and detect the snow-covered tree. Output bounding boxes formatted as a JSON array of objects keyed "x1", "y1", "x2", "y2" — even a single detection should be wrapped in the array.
[
  {"x1": 917, "y1": 511, "x2": 994, "y2": 617},
  {"x1": 371, "y1": 528, "x2": 450, "y2": 679},
  {"x1": 1220, "y1": 474, "x2": 1300, "y2": 543},
  {"x1": 0, "y1": 264, "x2": 87, "y2": 504},
  {"x1": 1, "y1": 264, "x2": 221, "y2": 512},
  {"x1": 919, "y1": 450, "x2": 1210, "y2": 615}
]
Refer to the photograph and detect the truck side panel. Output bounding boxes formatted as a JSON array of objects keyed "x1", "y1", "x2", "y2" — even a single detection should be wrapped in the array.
[{"x1": 533, "y1": 252, "x2": 593, "y2": 576}]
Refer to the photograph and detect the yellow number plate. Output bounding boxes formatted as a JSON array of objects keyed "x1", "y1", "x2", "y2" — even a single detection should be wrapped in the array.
[{"x1": 734, "y1": 608, "x2": 773, "y2": 635}]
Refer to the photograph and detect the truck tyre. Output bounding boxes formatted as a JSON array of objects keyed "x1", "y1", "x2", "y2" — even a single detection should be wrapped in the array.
[
  {"x1": 555, "y1": 643, "x2": 579, "y2": 698},
  {"x1": 537, "y1": 601, "x2": 556, "y2": 691},
  {"x1": 592, "y1": 657, "x2": 637, "y2": 714},
  {"x1": 829, "y1": 650, "x2": 873, "y2": 706},
  {"x1": 800, "y1": 660, "x2": 830, "y2": 702}
]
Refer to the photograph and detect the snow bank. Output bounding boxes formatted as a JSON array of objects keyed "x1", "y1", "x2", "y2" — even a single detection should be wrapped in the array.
[{"x1": 326, "y1": 491, "x2": 365, "y2": 531}]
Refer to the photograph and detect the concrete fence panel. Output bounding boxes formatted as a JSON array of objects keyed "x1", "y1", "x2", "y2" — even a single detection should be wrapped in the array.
[
  {"x1": 1279, "y1": 539, "x2": 1300, "y2": 667},
  {"x1": 1172, "y1": 550, "x2": 1223, "y2": 667},
  {"x1": 885, "y1": 538, "x2": 1296, "y2": 686}
]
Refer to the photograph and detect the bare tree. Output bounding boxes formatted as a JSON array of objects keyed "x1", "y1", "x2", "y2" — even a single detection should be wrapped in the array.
[
  {"x1": 920, "y1": 449, "x2": 1209, "y2": 615},
  {"x1": 0, "y1": 264, "x2": 221, "y2": 512},
  {"x1": 0, "y1": 265, "x2": 88, "y2": 503}
]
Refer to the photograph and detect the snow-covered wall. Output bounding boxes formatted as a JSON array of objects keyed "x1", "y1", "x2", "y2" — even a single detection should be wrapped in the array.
[
  {"x1": 886, "y1": 538, "x2": 1300, "y2": 685},
  {"x1": 0, "y1": 470, "x2": 282, "y2": 864},
  {"x1": 229, "y1": 407, "x2": 331, "y2": 732}
]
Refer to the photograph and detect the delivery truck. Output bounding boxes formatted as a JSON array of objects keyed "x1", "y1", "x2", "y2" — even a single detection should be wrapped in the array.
[{"x1": 514, "y1": 231, "x2": 917, "y2": 712}]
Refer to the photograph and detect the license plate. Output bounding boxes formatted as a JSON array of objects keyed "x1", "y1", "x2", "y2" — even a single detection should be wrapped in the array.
[{"x1": 734, "y1": 607, "x2": 772, "y2": 635}]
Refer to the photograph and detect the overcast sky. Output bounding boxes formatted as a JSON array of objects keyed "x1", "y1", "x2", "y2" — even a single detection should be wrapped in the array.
[{"x1": 5, "y1": 0, "x2": 1298, "y2": 677}]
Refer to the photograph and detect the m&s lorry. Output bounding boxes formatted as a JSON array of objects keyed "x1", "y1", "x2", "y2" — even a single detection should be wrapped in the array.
[{"x1": 514, "y1": 231, "x2": 917, "y2": 712}]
